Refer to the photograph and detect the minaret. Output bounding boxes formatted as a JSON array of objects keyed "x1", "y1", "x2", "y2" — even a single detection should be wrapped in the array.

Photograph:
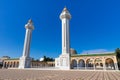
[
  {"x1": 19, "y1": 19, "x2": 34, "y2": 69},
  {"x1": 55, "y1": 7, "x2": 71, "y2": 70},
  {"x1": 60, "y1": 7, "x2": 71, "y2": 55}
]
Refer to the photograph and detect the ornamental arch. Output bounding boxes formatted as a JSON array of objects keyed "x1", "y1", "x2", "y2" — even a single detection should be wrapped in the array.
[
  {"x1": 105, "y1": 58, "x2": 115, "y2": 70},
  {"x1": 71, "y1": 59, "x2": 77, "y2": 69},
  {"x1": 86, "y1": 58, "x2": 94, "y2": 69},
  {"x1": 94, "y1": 58, "x2": 103, "y2": 69},
  {"x1": 78, "y1": 59, "x2": 85, "y2": 67}
]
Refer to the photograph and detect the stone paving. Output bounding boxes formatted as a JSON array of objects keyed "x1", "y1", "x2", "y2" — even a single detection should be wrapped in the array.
[{"x1": 0, "y1": 69, "x2": 120, "y2": 80}]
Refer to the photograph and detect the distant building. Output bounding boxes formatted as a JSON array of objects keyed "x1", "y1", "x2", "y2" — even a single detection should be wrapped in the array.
[
  {"x1": 1, "y1": 56, "x2": 10, "y2": 60},
  {"x1": 2, "y1": 58, "x2": 55, "y2": 68},
  {"x1": 0, "y1": 56, "x2": 10, "y2": 68}
]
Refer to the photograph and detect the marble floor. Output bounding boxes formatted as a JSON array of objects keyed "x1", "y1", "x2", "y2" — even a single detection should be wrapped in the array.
[{"x1": 0, "y1": 69, "x2": 119, "y2": 80}]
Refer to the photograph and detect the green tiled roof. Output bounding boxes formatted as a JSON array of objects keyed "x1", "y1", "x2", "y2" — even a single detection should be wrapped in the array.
[
  {"x1": 5, "y1": 58, "x2": 19, "y2": 60},
  {"x1": 71, "y1": 53, "x2": 116, "y2": 57}
]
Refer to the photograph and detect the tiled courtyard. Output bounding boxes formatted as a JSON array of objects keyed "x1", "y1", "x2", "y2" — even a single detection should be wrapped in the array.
[{"x1": 0, "y1": 69, "x2": 120, "y2": 80}]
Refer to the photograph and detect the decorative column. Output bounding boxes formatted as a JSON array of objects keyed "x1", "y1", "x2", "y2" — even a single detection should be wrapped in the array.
[
  {"x1": 15, "y1": 63, "x2": 17, "y2": 67},
  {"x1": 19, "y1": 19, "x2": 34, "y2": 69},
  {"x1": 12, "y1": 63, "x2": 14, "y2": 68},
  {"x1": 93, "y1": 58, "x2": 95, "y2": 70},
  {"x1": 8, "y1": 63, "x2": 10, "y2": 68},
  {"x1": 2, "y1": 62, "x2": 5, "y2": 69},
  {"x1": 85, "y1": 59, "x2": 86, "y2": 70},
  {"x1": 55, "y1": 7, "x2": 71, "y2": 70},
  {"x1": 103, "y1": 58, "x2": 106, "y2": 70},
  {"x1": 114, "y1": 57, "x2": 119, "y2": 70},
  {"x1": 94, "y1": 63, "x2": 95, "y2": 70},
  {"x1": 77, "y1": 59, "x2": 79, "y2": 69},
  {"x1": 114, "y1": 63, "x2": 118, "y2": 70}
]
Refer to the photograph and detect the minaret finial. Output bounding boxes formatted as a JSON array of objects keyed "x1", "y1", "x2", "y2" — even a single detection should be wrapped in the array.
[
  {"x1": 63, "y1": 6, "x2": 67, "y2": 11},
  {"x1": 25, "y1": 19, "x2": 34, "y2": 30},
  {"x1": 28, "y1": 19, "x2": 33, "y2": 24},
  {"x1": 60, "y1": 7, "x2": 71, "y2": 19}
]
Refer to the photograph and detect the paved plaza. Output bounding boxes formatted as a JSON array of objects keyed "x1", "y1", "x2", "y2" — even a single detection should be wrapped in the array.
[{"x1": 0, "y1": 69, "x2": 120, "y2": 80}]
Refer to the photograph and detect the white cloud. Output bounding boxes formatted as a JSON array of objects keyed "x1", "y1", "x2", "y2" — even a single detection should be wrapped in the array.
[{"x1": 81, "y1": 49, "x2": 114, "y2": 54}]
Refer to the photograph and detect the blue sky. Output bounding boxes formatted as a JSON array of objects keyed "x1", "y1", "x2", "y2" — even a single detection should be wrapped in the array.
[{"x1": 0, "y1": 0, "x2": 120, "y2": 59}]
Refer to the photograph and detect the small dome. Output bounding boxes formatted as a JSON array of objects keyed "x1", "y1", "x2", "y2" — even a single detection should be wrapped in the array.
[{"x1": 70, "y1": 48, "x2": 77, "y2": 55}]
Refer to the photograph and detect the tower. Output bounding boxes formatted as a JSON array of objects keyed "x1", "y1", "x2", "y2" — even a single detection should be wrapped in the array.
[
  {"x1": 55, "y1": 7, "x2": 71, "y2": 70},
  {"x1": 19, "y1": 19, "x2": 34, "y2": 69},
  {"x1": 60, "y1": 7, "x2": 71, "y2": 55}
]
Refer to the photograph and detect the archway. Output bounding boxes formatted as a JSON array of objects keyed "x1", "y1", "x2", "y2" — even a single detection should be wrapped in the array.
[
  {"x1": 16, "y1": 62, "x2": 19, "y2": 67},
  {"x1": 13, "y1": 62, "x2": 15, "y2": 67},
  {"x1": 10, "y1": 62, "x2": 13, "y2": 68},
  {"x1": 105, "y1": 58, "x2": 115, "y2": 70},
  {"x1": 7, "y1": 62, "x2": 10, "y2": 68},
  {"x1": 4, "y1": 62, "x2": 7, "y2": 68},
  {"x1": 71, "y1": 59, "x2": 77, "y2": 69},
  {"x1": 86, "y1": 59, "x2": 94, "y2": 69},
  {"x1": 94, "y1": 58, "x2": 103, "y2": 70},
  {"x1": 78, "y1": 59, "x2": 85, "y2": 69}
]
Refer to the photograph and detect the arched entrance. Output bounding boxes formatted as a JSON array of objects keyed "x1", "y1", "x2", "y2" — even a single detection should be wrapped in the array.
[
  {"x1": 94, "y1": 58, "x2": 103, "y2": 70},
  {"x1": 16, "y1": 62, "x2": 19, "y2": 67},
  {"x1": 86, "y1": 59, "x2": 94, "y2": 69},
  {"x1": 7, "y1": 62, "x2": 10, "y2": 68},
  {"x1": 4, "y1": 62, "x2": 7, "y2": 68},
  {"x1": 105, "y1": 58, "x2": 115, "y2": 70},
  {"x1": 13, "y1": 62, "x2": 15, "y2": 67},
  {"x1": 71, "y1": 59, "x2": 77, "y2": 69},
  {"x1": 78, "y1": 59, "x2": 85, "y2": 69}
]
